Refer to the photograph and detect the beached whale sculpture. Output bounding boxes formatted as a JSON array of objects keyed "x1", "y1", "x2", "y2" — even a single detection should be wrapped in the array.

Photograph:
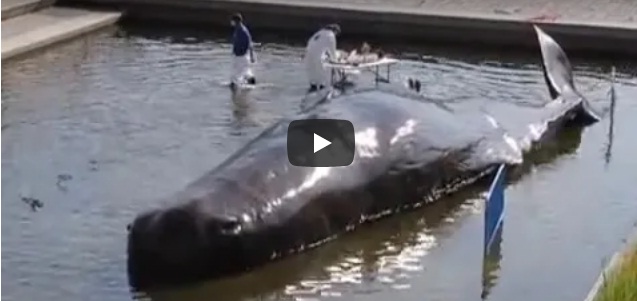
[{"x1": 126, "y1": 26, "x2": 600, "y2": 290}]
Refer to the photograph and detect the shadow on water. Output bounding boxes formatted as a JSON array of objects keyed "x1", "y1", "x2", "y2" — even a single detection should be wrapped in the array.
[{"x1": 136, "y1": 124, "x2": 585, "y2": 301}]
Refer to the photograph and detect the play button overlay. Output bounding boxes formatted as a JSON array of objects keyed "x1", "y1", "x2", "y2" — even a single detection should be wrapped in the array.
[
  {"x1": 313, "y1": 133, "x2": 331, "y2": 153},
  {"x1": 287, "y1": 119, "x2": 355, "y2": 167}
]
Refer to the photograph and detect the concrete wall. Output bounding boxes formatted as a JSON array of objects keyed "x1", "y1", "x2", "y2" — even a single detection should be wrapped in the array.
[{"x1": 60, "y1": 0, "x2": 637, "y2": 55}]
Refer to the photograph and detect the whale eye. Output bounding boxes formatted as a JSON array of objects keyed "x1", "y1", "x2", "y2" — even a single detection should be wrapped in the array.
[{"x1": 219, "y1": 218, "x2": 242, "y2": 235}]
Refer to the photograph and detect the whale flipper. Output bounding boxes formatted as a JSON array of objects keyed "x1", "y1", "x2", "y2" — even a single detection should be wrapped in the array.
[
  {"x1": 534, "y1": 25, "x2": 601, "y2": 125},
  {"x1": 534, "y1": 25, "x2": 576, "y2": 99}
]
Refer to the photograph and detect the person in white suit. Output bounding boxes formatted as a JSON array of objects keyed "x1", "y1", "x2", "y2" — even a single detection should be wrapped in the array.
[{"x1": 304, "y1": 24, "x2": 341, "y2": 93}]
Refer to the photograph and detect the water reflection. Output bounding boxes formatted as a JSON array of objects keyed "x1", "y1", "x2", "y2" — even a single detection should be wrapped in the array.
[
  {"x1": 230, "y1": 88, "x2": 255, "y2": 133},
  {"x1": 479, "y1": 125, "x2": 586, "y2": 300},
  {"x1": 604, "y1": 68, "x2": 617, "y2": 167},
  {"x1": 145, "y1": 187, "x2": 466, "y2": 301},
  {"x1": 481, "y1": 223, "x2": 504, "y2": 300}
]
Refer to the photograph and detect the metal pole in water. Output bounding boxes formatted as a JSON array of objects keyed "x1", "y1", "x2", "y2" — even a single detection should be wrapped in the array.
[
  {"x1": 484, "y1": 164, "x2": 507, "y2": 253},
  {"x1": 481, "y1": 164, "x2": 507, "y2": 300}
]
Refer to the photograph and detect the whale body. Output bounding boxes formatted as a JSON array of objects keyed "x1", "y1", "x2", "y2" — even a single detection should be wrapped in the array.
[{"x1": 126, "y1": 26, "x2": 599, "y2": 290}]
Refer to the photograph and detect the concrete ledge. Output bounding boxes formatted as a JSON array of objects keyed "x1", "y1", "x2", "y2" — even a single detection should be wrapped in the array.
[
  {"x1": 2, "y1": 7, "x2": 121, "y2": 61},
  {"x1": 2, "y1": 0, "x2": 56, "y2": 20},
  {"x1": 60, "y1": 0, "x2": 637, "y2": 56}
]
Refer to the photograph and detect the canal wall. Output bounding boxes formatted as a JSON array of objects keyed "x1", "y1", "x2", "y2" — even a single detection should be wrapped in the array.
[
  {"x1": 3, "y1": 0, "x2": 636, "y2": 61},
  {"x1": 59, "y1": 0, "x2": 637, "y2": 56},
  {"x1": 1, "y1": 0, "x2": 121, "y2": 61}
]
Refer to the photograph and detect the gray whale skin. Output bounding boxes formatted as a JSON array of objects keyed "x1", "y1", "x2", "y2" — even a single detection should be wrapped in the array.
[{"x1": 126, "y1": 26, "x2": 600, "y2": 290}]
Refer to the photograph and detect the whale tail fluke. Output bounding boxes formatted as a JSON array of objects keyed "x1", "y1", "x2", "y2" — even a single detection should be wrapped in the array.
[
  {"x1": 534, "y1": 25, "x2": 601, "y2": 125},
  {"x1": 534, "y1": 25, "x2": 575, "y2": 99}
]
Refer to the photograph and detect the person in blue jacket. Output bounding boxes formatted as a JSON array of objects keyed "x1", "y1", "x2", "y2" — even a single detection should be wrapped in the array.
[{"x1": 230, "y1": 13, "x2": 256, "y2": 89}]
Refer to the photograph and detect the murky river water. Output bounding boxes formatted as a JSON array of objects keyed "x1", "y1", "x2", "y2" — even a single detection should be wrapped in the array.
[{"x1": 2, "y1": 24, "x2": 637, "y2": 301}]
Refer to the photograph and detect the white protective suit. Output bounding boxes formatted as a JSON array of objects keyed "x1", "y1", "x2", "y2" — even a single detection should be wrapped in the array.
[{"x1": 304, "y1": 29, "x2": 338, "y2": 88}]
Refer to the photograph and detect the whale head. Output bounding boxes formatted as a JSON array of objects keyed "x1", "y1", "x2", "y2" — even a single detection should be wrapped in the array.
[{"x1": 126, "y1": 197, "x2": 263, "y2": 290}]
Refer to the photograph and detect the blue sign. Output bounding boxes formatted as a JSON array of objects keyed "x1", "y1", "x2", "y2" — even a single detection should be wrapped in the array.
[{"x1": 484, "y1": 164, "x2": 506, "y2": 252}]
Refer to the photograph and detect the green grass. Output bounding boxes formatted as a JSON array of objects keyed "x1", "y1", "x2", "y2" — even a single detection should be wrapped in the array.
[{"x1": 595, "y1": 242, "x2": 637, "y2": 301}]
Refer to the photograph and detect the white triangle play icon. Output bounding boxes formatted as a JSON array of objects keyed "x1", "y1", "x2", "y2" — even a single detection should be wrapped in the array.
[{"x1": 313, "y1": 133, "x2": 332, "y2": 153}]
